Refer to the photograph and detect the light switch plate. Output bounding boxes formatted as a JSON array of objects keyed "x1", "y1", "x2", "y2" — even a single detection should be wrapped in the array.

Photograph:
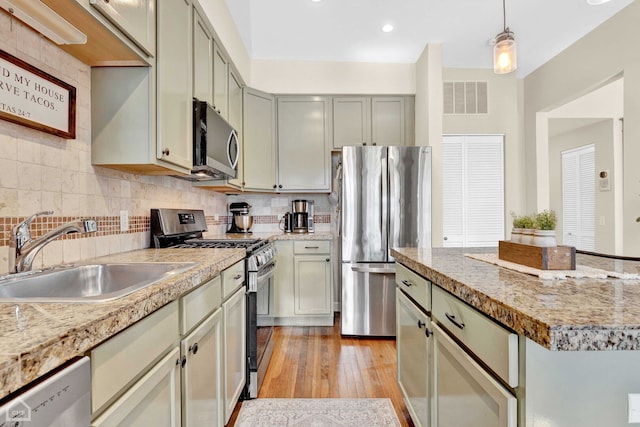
[
  {"x1": 628, "y1": 394, "x2": 640, "y2": 423},
  {"x1": 120, "y1": 210, "x2": 129, "y2": 232}
]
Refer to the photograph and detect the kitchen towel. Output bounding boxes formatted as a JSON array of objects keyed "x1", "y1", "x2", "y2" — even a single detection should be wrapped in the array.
[
  {"x1": 235, "y1": 398, "x2": 401, "y2": 427},
  {"x1": 465, "y1": 252, "x2": 640, "y2": 280}
]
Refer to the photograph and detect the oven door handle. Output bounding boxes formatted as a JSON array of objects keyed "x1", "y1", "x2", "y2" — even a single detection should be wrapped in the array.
[
  {"x1": 257, "y1": 262, "x2": 276, "y2": 282},
  {"x1": 249, "y1": 262, "x2": 276, "y2": 292}
]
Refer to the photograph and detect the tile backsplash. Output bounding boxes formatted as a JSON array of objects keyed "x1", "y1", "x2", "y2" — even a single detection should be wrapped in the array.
[{"x1": 0, "y1": 18, "x2": 339, "y2": 274}]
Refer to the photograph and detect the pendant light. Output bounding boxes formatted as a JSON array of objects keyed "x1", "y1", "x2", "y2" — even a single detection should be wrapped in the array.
[{"x1": 493, "y1": 0, "x2": 517, "y2": 74}]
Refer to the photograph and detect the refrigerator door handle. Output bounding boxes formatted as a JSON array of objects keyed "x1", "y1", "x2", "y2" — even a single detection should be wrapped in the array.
[
  {"x1": 350, "y1": 265, "x2": 396, "y2": 274},
  {"x1": 381, "y1": 152, "x2": 389, "y2": 260}
]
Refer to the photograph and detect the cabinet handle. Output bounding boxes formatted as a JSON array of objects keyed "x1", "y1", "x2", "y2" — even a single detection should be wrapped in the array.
[
  {"x1": 326, "y1": 258, "x2": 330, "y2": 262},
  {"x1": 162, "y1": 148, "x2": 170, "y2": 156},
  {"x1": 425, "y1": 328, "x2": 431, "y2": 338},
  {"x1": 177, "y1": 355, "x2": 186, "y2": 367},
  {"x1": 401, "y1": 279, "x2": 413, "y2": 287},
  {"x1": 417, "y1": 320, "x2": 425, "y2": 329},
  {"x1": 273, "y1": 184, "x2": 277, "y2": 189},
  {"x1": 363, "y1": 142, "x2": 367, "y2": 146},
  {"x1": 189, "y1": 343, "x2": 199, "y2": 355},
  {"x1": 305, "y1": 246, "x2": 319, "y2": 249},
  {"x1": 278, "y1": 184, "x2": 283, "y2": 188},
  {"x1": 372, "y1": 142, "x2": 377, "y2": 146},
  {"x1": 445, "y1": 312, "x2": 465, "y2": 330},
  {"x1": 233, "y1": 274, "x2": 243, "y2": 280}
]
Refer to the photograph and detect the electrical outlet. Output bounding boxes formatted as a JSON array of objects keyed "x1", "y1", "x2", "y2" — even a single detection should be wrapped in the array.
[
  {"x1": 120, "y1": 210, "x2": 129, "y2": 232},
  {"x1": 629, "y1": 394, "x2": 640, "y2": 423}
]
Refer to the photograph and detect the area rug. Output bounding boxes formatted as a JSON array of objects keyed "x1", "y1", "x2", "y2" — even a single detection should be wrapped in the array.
[{"x1": 235, "y1": 398, "x2": 402, "y2": 427}]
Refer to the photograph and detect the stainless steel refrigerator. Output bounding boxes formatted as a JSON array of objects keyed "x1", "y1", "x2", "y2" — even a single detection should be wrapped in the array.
[{"x1": 341, "y1": 146, "x2": 431, "y2": 336}]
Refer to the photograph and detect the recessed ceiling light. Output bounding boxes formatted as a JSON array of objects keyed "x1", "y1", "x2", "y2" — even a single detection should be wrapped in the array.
[
  {"x1": 587, "y1": 0, "x2": 612, "y2": 4},
  {"x1": 311, "y1": 0, "x2": 323, "y2": 2},
  {"x1": 381, "y1": 24, "x2": 394, "y2": 33}
]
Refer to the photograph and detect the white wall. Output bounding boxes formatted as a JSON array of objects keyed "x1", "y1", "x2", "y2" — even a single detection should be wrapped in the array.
[
  {"x1": 549, "y1": 119, "x2": 616, "y2": 253},
  {"x1": 442, "y1": 68, "x2": 525, "y2": 239},
  {"x1": 250, "y1": 60, "x2": 415, "y2": 94},
  {"x1": 523, "y1": 0, "x2": 640, "y2": 255}
]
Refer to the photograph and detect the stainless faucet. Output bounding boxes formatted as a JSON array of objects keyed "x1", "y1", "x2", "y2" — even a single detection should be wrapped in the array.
[{"x1": 10, "y1": 211, "x2": 98, "y2": 273}]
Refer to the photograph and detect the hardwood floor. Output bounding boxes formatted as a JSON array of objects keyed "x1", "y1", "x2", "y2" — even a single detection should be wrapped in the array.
[{"x1": 227, "y1": 316, "x2": 414, "y2": 426}]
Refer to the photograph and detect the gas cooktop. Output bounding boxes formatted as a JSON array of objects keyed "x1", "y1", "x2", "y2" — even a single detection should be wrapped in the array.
[{"x1": 173, "y1": 238, "x2": 268, "y2": 254}]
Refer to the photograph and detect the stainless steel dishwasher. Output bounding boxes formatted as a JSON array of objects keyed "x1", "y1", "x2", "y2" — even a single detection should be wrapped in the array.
[{"x1": 0, "y1": 356, "x2": 90, "y2": 426}]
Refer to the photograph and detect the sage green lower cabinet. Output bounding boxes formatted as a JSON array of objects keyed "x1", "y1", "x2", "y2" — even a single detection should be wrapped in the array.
[
  {"x1": 91, "y1": 273, "x2": 231, "y2": 427},
  {"x1": 274, "y1": 240, "x2": 333, "y2": 326},
  {"x1": 90, "y1": 301, "x2": 181, "y2": 424},
  {"x1": 396, "y1": 290, "x2": 432, "y2": 427},
  {"x1": 92, "y1": 347, "x2": 181, "y2": 427},
  {"x1": 180, "y1": 275, "x2": 224, "y2": 427},
  {"x1": 222, "y1": 286, "x2": 247, "y2": 425},
  {"x1": 181, "y1": 308, "x2": 223, "y2": 427}
]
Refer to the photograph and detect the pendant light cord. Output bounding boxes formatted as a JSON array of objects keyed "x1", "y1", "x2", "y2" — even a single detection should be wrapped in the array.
[{"x1": 503, "y1": 0, "x2": 507, "y2": 31}]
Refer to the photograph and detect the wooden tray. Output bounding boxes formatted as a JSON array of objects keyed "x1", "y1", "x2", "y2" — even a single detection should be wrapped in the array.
[{"x1": 498, "y1": 240, "x2": 576, "y2": 270}]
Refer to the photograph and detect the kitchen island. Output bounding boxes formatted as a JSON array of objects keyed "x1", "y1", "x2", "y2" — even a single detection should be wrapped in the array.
[{"x1": 393, "y1": 247, "x2": 640, "y2": 426}]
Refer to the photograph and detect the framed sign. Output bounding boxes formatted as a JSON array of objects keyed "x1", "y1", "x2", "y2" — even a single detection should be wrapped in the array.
[{"x1": 0, "y1": 49, "x2": 76, "y2": 139}]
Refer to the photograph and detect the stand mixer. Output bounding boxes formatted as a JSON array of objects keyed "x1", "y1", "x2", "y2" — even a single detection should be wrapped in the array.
[{"x1": 227, "y1": 202, "x2": 253, "y2": 233}]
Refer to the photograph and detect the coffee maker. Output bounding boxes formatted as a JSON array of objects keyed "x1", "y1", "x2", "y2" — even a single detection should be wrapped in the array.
[
  {"x1": 291, "y1": 199, "x2": 314, "y2": 233},
  {"x1": 227, "y1": 202, "x2": 253, "y2": 233}
]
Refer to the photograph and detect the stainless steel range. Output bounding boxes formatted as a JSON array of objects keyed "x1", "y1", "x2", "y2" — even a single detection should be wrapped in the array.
[{"x1": 150, "y1": 208, "x2": 275, "y2": 399}]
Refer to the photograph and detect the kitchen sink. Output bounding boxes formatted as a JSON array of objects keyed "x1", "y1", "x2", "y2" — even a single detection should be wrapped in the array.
[{"x1": 0, "y1": 262, "x2": 197, "y2": 303}]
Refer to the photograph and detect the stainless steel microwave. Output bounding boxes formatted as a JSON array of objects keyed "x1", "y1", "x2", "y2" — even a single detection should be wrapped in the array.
[{"x1": 192, "y1": 98, "x2": 239, "y2": 179}]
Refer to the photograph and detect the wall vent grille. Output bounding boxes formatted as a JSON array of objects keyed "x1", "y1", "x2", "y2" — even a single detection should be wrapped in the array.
[{"x1": 443, "y1": 81, "x2": 488, "y2": 115}]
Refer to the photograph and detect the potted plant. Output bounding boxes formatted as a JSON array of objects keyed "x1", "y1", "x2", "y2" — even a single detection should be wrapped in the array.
[
  {"x1": 533, "y1": 210, "x2": 557, "y2": 247},
  {"x1": 510, "y1": 212, "x2": 524, "y2": 243},
  {"x1": 519, "y1": 214, "x2": 536, "y2": 245}
]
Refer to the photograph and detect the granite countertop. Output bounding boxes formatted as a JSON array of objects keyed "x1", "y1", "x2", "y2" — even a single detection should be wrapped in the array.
[
  {"x1": 392, "y1": 247, "x2": 640, "y2": 352},
  {"x1": 0, "y1": 248, "x2": 245, "y2": 400}
]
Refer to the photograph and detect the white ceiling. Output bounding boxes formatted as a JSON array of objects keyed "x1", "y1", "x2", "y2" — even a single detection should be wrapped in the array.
[{"x1": 224, "y1": 0, "x2": 634, "y2": 77}]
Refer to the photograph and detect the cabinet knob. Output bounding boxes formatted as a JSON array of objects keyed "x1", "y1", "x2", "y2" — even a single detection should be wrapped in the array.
[
  {"x1": 326, "y1": 258, "x2": 330, "y2": 262},
  {"x1": 372, "y1": 142, "x2": 377, "y2": 146},
  {"x1": 278, "y1": 184, "x2": 283, "y2": 189},
  {"x1": 425, "y1": 328, "x2": 431, "y2": 338},
  {"x1": 417, "y1": 320, "x2": 425, "y2": 329},
  {"x1": 162, "y1": 148, "x2": 170, "y2": 156},
  {"x1": 189, "y1": 343, "x2": 199, "y2": 355},
  {"x1": 273, "y1": 184, "x2": 277, "y2": 189},
  {"x1": 181, "y1": 355, "x2": 187, "y2": 367},
  {"x1": 363, "y1": 142, "x2": 367, "y2": 146}
]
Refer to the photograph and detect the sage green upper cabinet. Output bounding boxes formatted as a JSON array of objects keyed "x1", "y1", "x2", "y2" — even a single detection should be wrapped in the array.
[
  {"x1": 89, "y1": 0, "x2": 156, "y2": 56},
  {"x1": 227, "y1": 70, "x2": 244, "y2": 188},
  {"x1": 192, "y1": 7, "x2": 213, "y2": 105},
  {"x1": 243, "y1": 88, "x2": 277, "y2": 191},
  {"x1": 372, "y1": 97, "x2": 405, "y2": 147},
  {"x1": 156, "y1": 0, "x2": 192, "y2": 170},
  {"x1": 333, "y1": 97, "x2": 371, "y2": 148},
  {"x1": 333, "y1": 96, "x2": 413, "y2": 148},
  {"x1": 277, "y1": 96, "x2": 331, "y2": 192},
  {"x1": 213, "y1": 43, "x2": 229, "y2": 119},
  {"x1": 91, "y1": 0, "x2": 193, "y2": 175}
]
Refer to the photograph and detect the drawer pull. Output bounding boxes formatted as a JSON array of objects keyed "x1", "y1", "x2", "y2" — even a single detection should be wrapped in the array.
[
  {"x1": 401, "y1": 279, "x2": 413, "y2": 287},
  {"x1": 233, "y1": 274, "x2": 243, "y2": 280},
  {"x1": 445, "y1": 312, "x2": 465, "y2": 330},
  {"x1": 417, "y1": 320, "x2": 425, "y2": 329},
  {"x1": 305, "y1": 246, "x2": 320, "y2": 249}
]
